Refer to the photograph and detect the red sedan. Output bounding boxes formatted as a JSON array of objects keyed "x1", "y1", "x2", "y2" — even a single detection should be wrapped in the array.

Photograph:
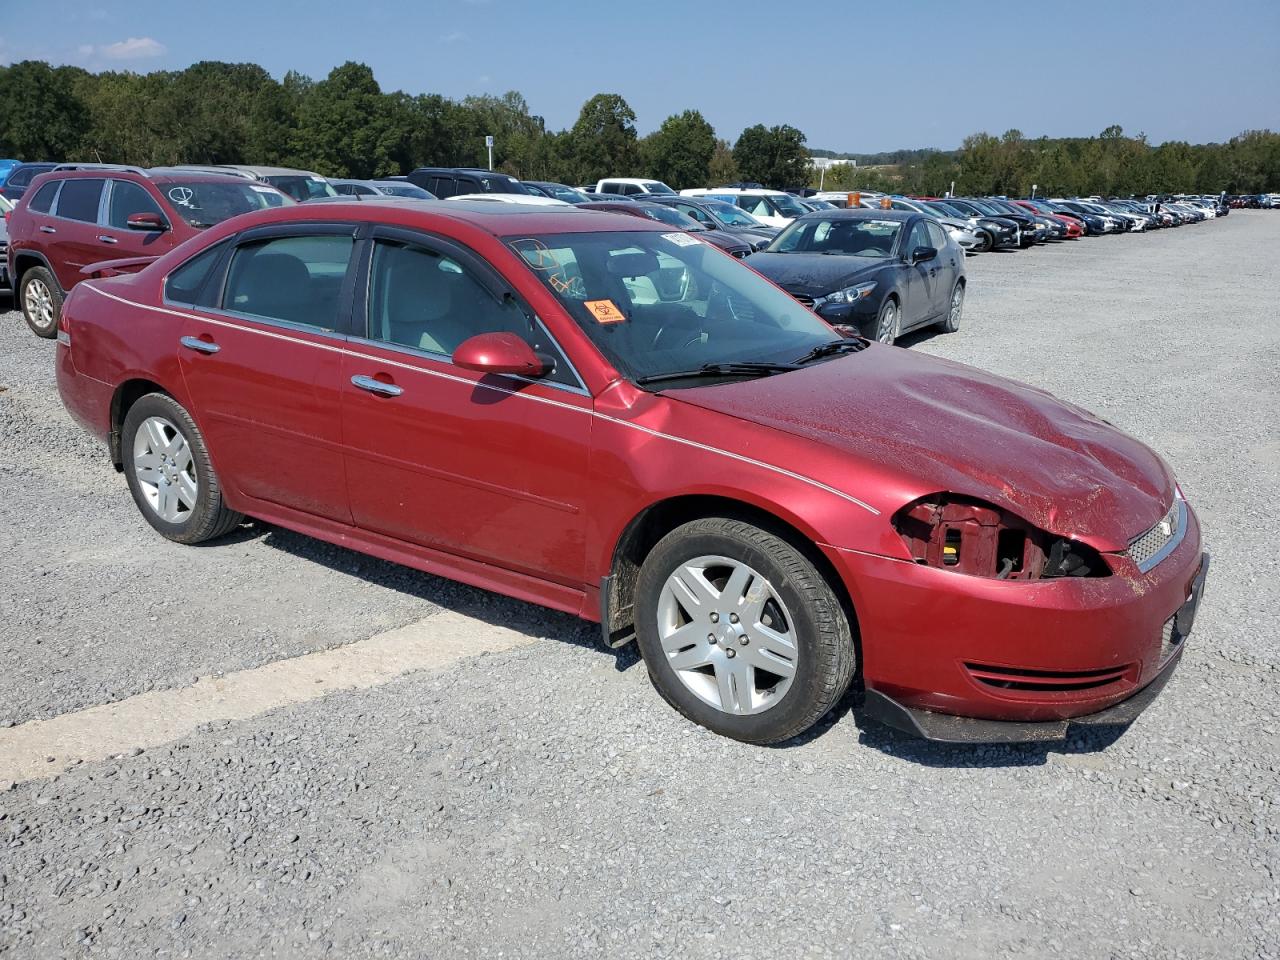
[
  {"x1": 54, "y1": 201, "x2": 1208, "y2": 745},
  {"x1": 1012, "y1": 199, "x2": 1084, "y2": 238}
]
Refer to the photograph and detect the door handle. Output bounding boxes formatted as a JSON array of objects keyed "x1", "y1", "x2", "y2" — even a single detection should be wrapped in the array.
[
  {"x1": 351, "y1": 374, "x2": 403, "y2": 397},
  {"x1": 179, "y1": 335, "x2": 220, "y2": 355},
  {"x1": 39, "y1": 226, "x2": 56, "y2": 234},
  {"x1": 97, "y1": 236, "x2": 118, "y2": 244}
]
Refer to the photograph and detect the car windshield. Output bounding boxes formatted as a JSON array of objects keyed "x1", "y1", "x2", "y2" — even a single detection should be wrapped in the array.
[
  {"x1": 263, "y1": 175, "x2": 336, "y2": 201},
  {"x1": 508, "y1": 230, "x2": 837, "y2": 383},
  {"x1": 477, "y1": 175, "x2": 530, "y2": 195},
  {"x1": 635, "y1": 205, "x2": 705, "y2": 230},
  {"x1": 378, "y1": 182, "x2": 435, "y2": 199},
  {"x1": 641, "y1": 181, "x2": 676, "y2": 195},
  {"x1": 159, "y1": 181, "x2": 293, "y2": 227},
  {"x1": 769, "y1": 217, "x2": 902, "y2": 258},
  {"x1": 540, "y1": 184, "x2": 588, "y2": 203},
  {"x1": 702, "y1": 199, "x2": 762, "y2": 227},
  {"x1": 769, "y1": 194, "x2": 811, "y2": 217}
]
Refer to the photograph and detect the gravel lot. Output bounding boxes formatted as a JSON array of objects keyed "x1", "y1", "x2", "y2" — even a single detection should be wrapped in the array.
[{"x1": 1, "y1": 213, "x2": 1277, "y2": 959}]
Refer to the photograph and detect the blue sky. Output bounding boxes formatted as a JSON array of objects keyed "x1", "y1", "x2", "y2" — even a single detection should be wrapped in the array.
[{"x1": 3, "y1": 0, "x2": 1277, "y2": 152}]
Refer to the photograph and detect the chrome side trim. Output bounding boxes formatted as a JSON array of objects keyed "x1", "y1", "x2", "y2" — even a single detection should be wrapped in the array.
[{"x1": 81, "y1": 284, "x2": 881, "y2": 516}]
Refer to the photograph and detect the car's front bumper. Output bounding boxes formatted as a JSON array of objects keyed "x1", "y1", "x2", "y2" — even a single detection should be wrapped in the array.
[{"x1": 823, "y1": 503, "x2": 1207, "y2": 741}]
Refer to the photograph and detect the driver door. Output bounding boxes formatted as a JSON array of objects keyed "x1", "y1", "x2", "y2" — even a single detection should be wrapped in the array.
[
  {"x1": 902, "y1": 220, "x2": 938, "y2": 329},
  {"x1": 339, "y1": 228, "x2": 591, "y2": 586}
]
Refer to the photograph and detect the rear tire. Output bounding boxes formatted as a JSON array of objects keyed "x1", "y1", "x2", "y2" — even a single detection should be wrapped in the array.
[
  {"x1": 122, "y1": 393, "x2": 243, "y2": 544},
  {"x1": 938, "y1": 280, "x2": 964, "y2": 333},
  {"x1": 20, "y1": 266, "x2": 62, "y2": 339},
  {"x1": 634, "y1": 517, "x2": 857, "y2": 745}
]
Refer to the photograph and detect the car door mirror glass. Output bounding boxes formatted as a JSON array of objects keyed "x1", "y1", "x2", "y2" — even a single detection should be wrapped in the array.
[{"x1": 452, "y1": 332, "x2": 547, "y2": 377}]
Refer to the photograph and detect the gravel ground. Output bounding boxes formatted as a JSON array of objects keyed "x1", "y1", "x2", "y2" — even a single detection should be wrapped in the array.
[{"x1": 1, "y1": 212, "x2": 1278, "y2": 958}]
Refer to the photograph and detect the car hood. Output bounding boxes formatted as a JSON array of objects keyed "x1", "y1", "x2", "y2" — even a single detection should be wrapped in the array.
[
  {"x1": 745, "y1": 252, "x2": 886, "y2": 298},
  {"x1": 669, "y1": 346, "x2": 1172, "y2": 550}
]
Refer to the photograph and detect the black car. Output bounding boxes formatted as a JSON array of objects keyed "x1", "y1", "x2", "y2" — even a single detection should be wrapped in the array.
[
  {"x1": 958, "y1": 198, "x2": 1039, "y2": 247},
  {"x1": 932, "y1": 199, "x2": 1020, "y2": 250},
  {"x1": 524, "y1": 181, "x2": 590, "y2": 204},
  {"x1": 641, "y1": 195, "x2": 779, "y2": 251},
  {"x1": 0, "y1": 162, "x2": 57, "y2": 203},
  {"x1": 746, "y1": 210, "x2": 966, "y2": 345},
  {"x1": 405, "y1": 167, "x2": 531, "y2": 199},
  {"x1": 578, "y1": 201, "x2": 752, "y2": 258}
]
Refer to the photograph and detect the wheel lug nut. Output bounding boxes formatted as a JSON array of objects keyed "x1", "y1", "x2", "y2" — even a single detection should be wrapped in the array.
[
  {"x1": 725, "y1": 649, "x2": 736, "y2": 658},
  {"x1": 739, "y1": 636, "x2": 749, "y2": 646},
  {"x1": 729, "y1": 613, "x2": 739, "y2": 623},
  {"x1": 709, "y1": 612, "x2": 719, "y2": 623},
  {"x1": 707, "y1": 634, "x2": 715, "y2": 643}
]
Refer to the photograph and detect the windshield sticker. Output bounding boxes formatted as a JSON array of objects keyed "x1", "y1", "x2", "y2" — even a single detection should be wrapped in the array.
[
  {"x1": 250, "y1": 185, "x2": 276, "y2": 194},
  {"x1": 868, "y1": 220, "x2": 898, "y2": 228},
  {"x1": 310, "y1": 176, "x2": 326, "y2": 182},
  {"x1": 511, "y1": 238, "x2": 560, "y2": 271},
  {"x1": 167, "y1": 186, "x2": 195, "y2": 206},
  {"x1": 584, "y1": 299, "x2": 626, "y2": 324},
  {"x1": 662, "y1": 231, "x2": 701, "y2": 247}
]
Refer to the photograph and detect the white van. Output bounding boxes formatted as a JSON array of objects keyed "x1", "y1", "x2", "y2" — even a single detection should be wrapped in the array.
[
  {"x1": 678, "y1": 188, "x2": 810, "y2": 228},
  {"x1": 594, "y1": 178, "x2": 676, "y2": 196}
]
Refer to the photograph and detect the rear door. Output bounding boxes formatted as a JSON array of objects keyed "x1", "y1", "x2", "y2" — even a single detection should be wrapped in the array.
[
  {"x1": 925, "y1": 220, "x2": 957, "y2": 312},
  {"x1": 339, "y1": 227, "x2": 590, "y2": 585},
  {"x1": 176, "y1": 223, "x2": 358, "y2": 522},
  {"x1": 99, "y1": 179, "x2": 175, "y2": 262},
  {"x1": 46, "y1": 177, "x2": 107, "y2": 290}
]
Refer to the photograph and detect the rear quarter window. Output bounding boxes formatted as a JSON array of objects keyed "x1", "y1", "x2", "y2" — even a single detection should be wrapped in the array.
[
  {"x1": 165, "y1": 241, "x2": 229, "y2": 307},
  {"x1": 28, "y1": 181, "x2": 60, "y2": 214}
]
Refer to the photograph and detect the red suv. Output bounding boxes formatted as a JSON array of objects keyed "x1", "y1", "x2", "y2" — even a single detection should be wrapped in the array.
[
  {"x1": 8, "y1": 166, "x2": 291, "y2": 338},
  {"x1": 53, "y1": 201, "x2": 1208, "y2": 746}
]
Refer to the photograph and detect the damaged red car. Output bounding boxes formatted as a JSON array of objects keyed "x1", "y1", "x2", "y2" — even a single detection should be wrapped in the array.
[{"x1": 54, "y1": 201, "x2": 1208, "y2": 745}]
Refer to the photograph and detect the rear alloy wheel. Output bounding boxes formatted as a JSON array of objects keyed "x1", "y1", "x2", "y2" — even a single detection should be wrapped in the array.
[
  {"x1": 873, "y1": 298, "x2": 900, "y2": 345},
  {"x1": 635, "y1": 517, "x2": 857, "y2": 744},
  {"x1": 20, "y1": 266, "x2": 63, "y2": 339},
  {"x1": 939, "y1": 281, "x2": 964, "y2": 333},
  {"x1": 122, "y1": 393, "x2": 243, "y2": 544}
]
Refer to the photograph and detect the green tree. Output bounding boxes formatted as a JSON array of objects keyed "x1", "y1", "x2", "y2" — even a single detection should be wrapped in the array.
[
  {"x1": 0, "y1": 61, "x2": 90, "y2": 159},
  {"x1": 707, "y1": 138, "x2": 739, "y2": 185},
  {"x1": 566, "y1": 93, "x2": 638, "y2": 184},
  {"x1": 732, "y1": 124, "x2": 808, "y2": 188},
  {"x1": 292, "y1": 62, "x2": 399, "y2": 176},
  {"x1": 640, "y1": 109, "x2": 715, "y2": 189}
]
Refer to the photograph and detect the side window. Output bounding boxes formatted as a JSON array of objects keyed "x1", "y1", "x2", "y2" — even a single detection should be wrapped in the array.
[
  {"x1": 906, "y1": 221, "x2": 931, "y2": 255},
  {"x1": 223, "y1": 234, "x2": 354, "y2": 330},
  {"x1": 925, "y1": 222, "x2": 948, "y2": 249},
  {"x1": 107, "y1": 180, "x2": 167, "y2": 230},
  {"x1": 54, "y1": 178, "x2": 106, "y2": 222},
  {"x1": 739, "y1": 196, "x2": 772, "y2": 217},
  {"x1": 623, "y1": 183, "x2": 642, "y2": 196},
  {"x1": 8, "y1": 168, "x2": 32, "y2": 187},
  {"x1": 600, "y1": 183, "x2": 620, "y2": 195},
  {"x1": 165, "y1": 241, "x2": 228, "y2": 306},
  {"x1": 366, "y1": 239, "x2": 575, "y2": 385},
  {"x1": 28, "y1": 181, "x2": 60, "y2": 214},
  {"x1": 334, "y1": 183, "x2": 358, "y2": 196},
  {"x1": 678, "y1": 203, "x2": 710, "y2": 224},
  {"x1": 890, "y1": 200, "x2": 914, "y2": 211}
]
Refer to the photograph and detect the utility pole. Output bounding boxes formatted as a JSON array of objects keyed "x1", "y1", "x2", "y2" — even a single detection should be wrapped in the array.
[{"x1": 485, "y1": 135, "x2": 494, "y2": 171}]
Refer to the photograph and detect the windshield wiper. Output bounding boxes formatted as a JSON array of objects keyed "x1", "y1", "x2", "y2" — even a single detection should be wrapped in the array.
[
  {"x1": 792, "y1": 339, "x2": 867, "y2": 365},
  {"x1": 635, "y1": 360, "x2": 799, "y2": 386}
]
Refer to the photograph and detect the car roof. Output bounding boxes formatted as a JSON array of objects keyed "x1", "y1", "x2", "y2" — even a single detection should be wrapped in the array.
[
  {"x1": 198, "y1": 198, "x2": 670, "y2": 239},
  {"x1": 223, "y1": 165, "x2": 326, "y2": 178},
  {"x1": 804, "y1": 208, "x2": 915, "y2": 222}
]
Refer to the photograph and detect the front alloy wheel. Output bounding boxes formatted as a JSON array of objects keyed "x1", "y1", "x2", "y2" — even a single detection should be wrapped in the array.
[
  {"x1": 874, "y1": 298, "x2": 900, "y2": 345},
  {"x1": 656, "y1": 555, "x2": 798, "y2": 715}
]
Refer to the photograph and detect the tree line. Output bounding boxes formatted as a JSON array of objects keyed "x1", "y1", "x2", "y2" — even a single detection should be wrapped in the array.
[{"x1": 1, "y1": 59, "x2": 1276, "y2": 196}]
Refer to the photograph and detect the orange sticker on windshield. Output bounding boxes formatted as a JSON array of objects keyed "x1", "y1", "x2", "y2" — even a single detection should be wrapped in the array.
[{"x1": 584, "y1": 299, "x2": 626, "y2": 324}]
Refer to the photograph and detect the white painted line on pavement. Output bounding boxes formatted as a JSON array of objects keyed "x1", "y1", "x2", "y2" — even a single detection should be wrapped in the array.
[{"x1": 0, "y1": 610, "x2": 540, "y2": 785}]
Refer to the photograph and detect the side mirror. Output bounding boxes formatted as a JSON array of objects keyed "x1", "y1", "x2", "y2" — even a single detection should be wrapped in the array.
[
  {"x1": 127, "y1": 212, "x2": 168, "y2": 231},
  {"x1": 452, "y1": 332, "x2": 547, "y2": 377},
  {"x1": 910, "y1": 245, "x2": 938, "y2": 264}
]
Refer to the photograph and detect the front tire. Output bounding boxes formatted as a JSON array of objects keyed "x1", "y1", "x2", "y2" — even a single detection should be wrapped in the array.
[
  {"x1": 20, "y1": 266, "x2": 62, "y2": 339},
  {"x1": 122, "y1": 393, "x2": 243, "y2": 544},
  {"x1": 975, "y1": 230, "x2": 994, "y2": 253},
  {"x1": 634, "y1": 517, "x2": 857, "y2": 745},
  {"x1": 872, "y1": 297, "x2": 900, "y2": 345}
]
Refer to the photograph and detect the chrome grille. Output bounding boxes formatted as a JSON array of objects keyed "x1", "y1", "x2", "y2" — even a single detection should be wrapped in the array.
[{"x1": 1126, "y1": 498, "x2": 1184, "y2": 572}]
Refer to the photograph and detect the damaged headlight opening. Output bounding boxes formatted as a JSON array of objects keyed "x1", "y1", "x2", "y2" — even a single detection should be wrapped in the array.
[{"x1": 893, "y1": 494, "x2": 1110, "y2": 580}]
